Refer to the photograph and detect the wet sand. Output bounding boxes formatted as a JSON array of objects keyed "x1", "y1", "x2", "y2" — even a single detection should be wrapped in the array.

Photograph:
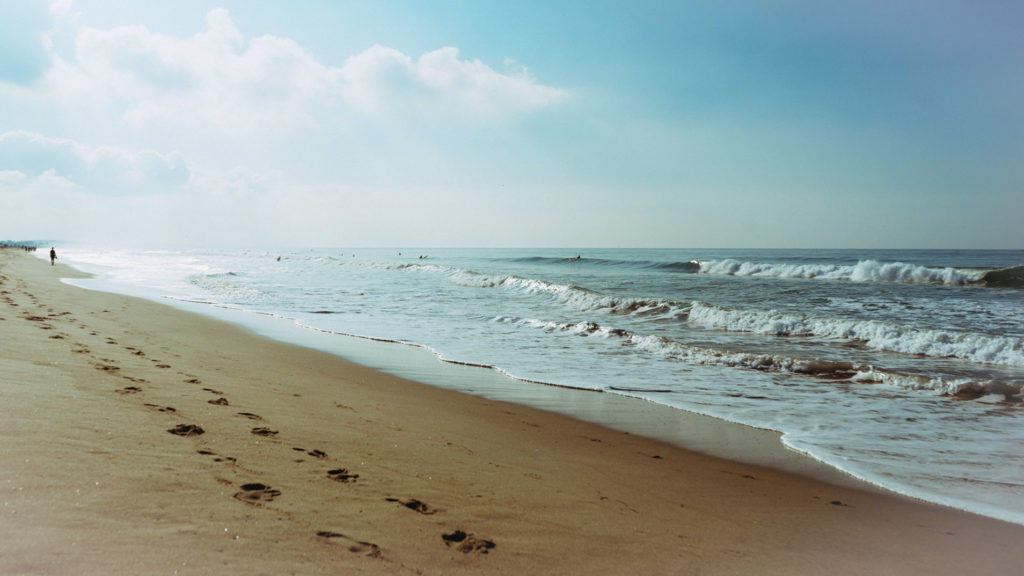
[{"x1": 1, "y1": 249, "x2": 1021, "y2": 575}]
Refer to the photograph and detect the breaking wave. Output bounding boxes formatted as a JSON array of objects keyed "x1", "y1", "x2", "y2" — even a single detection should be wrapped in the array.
[
  {"x1": 508, "y1": 316, "x2": 1022, "y2": 399},
  {"x1": 188, "y1": 272, "x2": 267, "y2": 303},
  {"x1": 496, "y1": 254, "x2": 1022, "y2": 288},
  {"x1": 451, "y1": 270, "x2": 689, "y2": 317},
  {"x1": 447, "y1": 267, "x2": 1024, "y2": 368},
  {"x1": 698, "y1": 259, "x2": 997, "y2": 286},
  {"x1": 688, "y1": 302, "x2": 1024, "y2": 367}
]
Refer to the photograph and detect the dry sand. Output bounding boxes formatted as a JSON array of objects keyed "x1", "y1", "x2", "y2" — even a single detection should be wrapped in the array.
[{"x1": 1, "y1": 249, "x2": 1021, "y2": 575}]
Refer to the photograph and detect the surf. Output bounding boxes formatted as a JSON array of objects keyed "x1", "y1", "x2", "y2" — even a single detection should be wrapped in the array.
[{"x1": 696, "y1": 258, "x2": 1004, "y2": 287}]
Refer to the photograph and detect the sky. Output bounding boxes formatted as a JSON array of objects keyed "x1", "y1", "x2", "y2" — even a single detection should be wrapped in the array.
[{"x1": 0, "y1": 0, "x2": 1021, "y2": 249}]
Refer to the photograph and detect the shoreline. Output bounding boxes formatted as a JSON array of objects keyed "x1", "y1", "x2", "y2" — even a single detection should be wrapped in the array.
[
  {"x1": 3, "y1": 249, "x2": 1022, "y2": 575},
  {"x1": 93, "y1": 276, "x2": 869, "y2": 492},
  {"x1": 62, "y1": 266, "x2": 992, "y2": 516}
]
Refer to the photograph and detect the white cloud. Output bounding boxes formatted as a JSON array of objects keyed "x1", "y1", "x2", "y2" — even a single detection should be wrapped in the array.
[
  {"x1": 0, "y1": 167, "x2": 80, "y2": 242},
  {"x1": 0, "y1": 169, "x2": 28, "y2": 186},
  {"x1": 0, "y1": 130, "x2": 282, "y2": 246},
  {"x1": 1, "y1": 7, "x2": 572, "y2": 247},
  {"x1": 1, "y1": 167, "x2": 77, "y2": 192},
  {"x1": 0, "y1": 130, "x2": 190, "y2": 195},
  {"x1": 49, "y1": 8, "x2": 327, "y2": 131},
  {"x1": 49, "y1": 0, "x2": 72, "y2": 18},
  {"x1": 415, "y1": 47, "x2": 567, "y2": 113},
  {"x1": 337, "y1": 45, "x2": 569, "y2": 118},
  {"x1": 42, "y1": 8, "x2": 567, "y2": 132}
]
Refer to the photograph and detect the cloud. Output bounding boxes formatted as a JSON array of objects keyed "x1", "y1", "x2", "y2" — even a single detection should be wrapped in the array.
[
  {"x1": 0, "y1": 130, "x2": 277, "y2": 246},
  {"x1": 418, "y1": 47, "x2": 566, "y2": 111},
  {"x1": 49, "y1": 0, "x2": 72, "y2": 18},
  {"x1": 46, "y1": 8, "x2": 328, "y2": 131},
  {"x1": 0, "y1": 166, "x2": 80, "y2": 242},
  {"x1": 0, "y1": 167, "x2": 76, "y2": 191},
  {"x1": 43, "y1": 8, "x2": 567, "y2": 132},
  {"x1": 0, "y1": 130, "x2": 191, "y2": 195},
  {"x1": 338, "y1": 45, "x2": 568, "y2": 118}
]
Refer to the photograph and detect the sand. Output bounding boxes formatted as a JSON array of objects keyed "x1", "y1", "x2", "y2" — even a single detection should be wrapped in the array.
[{"x1": 1, "y1": 249, "x2": 1021, "y2": 575}]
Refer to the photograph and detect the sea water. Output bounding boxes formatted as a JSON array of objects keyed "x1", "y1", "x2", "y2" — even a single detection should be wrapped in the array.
[{"x1": 54, "y1": 247, "x2": 1024, "y2": 525}]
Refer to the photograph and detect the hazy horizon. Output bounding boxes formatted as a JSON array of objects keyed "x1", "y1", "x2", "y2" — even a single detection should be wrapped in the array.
[{"x1": 2, "y1": 1, "x2": 1022, "y2": 250}]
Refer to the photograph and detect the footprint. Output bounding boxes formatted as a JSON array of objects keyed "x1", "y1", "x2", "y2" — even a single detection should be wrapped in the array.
[
  {"x1": 184, "y1": 378, "x2": 202, "y2": 384},
  {"x1": 442, "y1": 530, "x2": 495, "y2": 554},
  {"x1": 237, "y1": 412, "x2": 263, "y2": 421},
  {"x1": 233, "y1": 483, "x2": 281, "y2": 505},
  {"x1": 144, "y1": 403, "x2": 177, "y2": 413},
  {"x1": 197, "y1": 449, "x2": 237, "y2": 463},
  {"x1": 385, "y1": 497, "x2": 438, "y2": 515},
  {"x1": 208, "y1": 397, "x2": 230, "y2": 406},
  {"x1": 327, "y1": 468, "x2": 359, "y2": 483},
  {"x1": 293, "y1": 447, "x2": 328, "y2": 459},
  {"x1": 116, "y1": 386, "x2": 142, "y2": 394},
  {"x1": 95, "y1": 364, "x2": 121, "y2": 373},
  {"x1": 315, "y1": 532, "x2": 383, "y2": 558},
  {"x1": 251, "y1": 427, "x2": 279, "y2": 437},
  {"x1": 203, "y1": 387, "x2": 224, "y2": 395},
  {"x1": 168, "y1": 424, "x2": 205, "y2": 437}
]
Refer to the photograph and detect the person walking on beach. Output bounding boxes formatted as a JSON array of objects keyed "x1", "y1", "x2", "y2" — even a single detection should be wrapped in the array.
[{"x1": 49, "y1": 247, "x2": 57, "y2": 266}]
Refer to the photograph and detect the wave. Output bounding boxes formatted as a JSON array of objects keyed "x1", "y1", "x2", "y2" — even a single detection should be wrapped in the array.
[
  {"x1": 499, "y1": 254, "x2": 1021, "y2": 287},
  {"x1": 450, "y1": 270, "x2": 690, "y2": 317},
  {"x1": 447, "y1": 266, "x2": 1024, "y2": 368},
  {"x1": 687, "y1": 302, "x2": 1024, "y2": 367},
  {"x1": 695, "y1": 259, "x2": 1024, "y2": 287},
  {"x1": 698, "y1": 259, "x2": 990, "y2": 285},
  {"x1": 504, "y1": 255, "x2": 702, "y2": 273},
  {"x1": 188, "y1": 272, "x2": 267, "y2": 303},
  {"x1": 371, "y1": 261, "x2": 455, "y2": 274},
  {"x1": 650, "y1": 260, "x2": 702, "y2": 273},
  {"x1": 982, "y1": 266, "x2": 1024, "y2": 288},
  {"x1": 510, "y1": 316, "x2": 1022, "y2": 399}
]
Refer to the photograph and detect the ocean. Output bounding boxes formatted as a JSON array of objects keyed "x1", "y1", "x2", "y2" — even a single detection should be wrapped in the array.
[{"x1": 53, "y1": 247, "x2": 1024, "y2": 525}]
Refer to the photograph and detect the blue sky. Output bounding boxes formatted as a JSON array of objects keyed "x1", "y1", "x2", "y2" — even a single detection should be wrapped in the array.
[{"x1": 1, "y1": 0, "x2": 1021, "y2": 248}]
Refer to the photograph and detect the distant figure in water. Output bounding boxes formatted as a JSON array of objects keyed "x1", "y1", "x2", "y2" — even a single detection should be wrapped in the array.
[{"x1": 49, "y1": 247, "x2": 57, "y2": 266}]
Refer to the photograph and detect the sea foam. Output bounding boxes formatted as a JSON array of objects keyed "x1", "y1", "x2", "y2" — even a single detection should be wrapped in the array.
[
  {"x1": 699, "y1": 259, "x2": 988, "y2": 285},
  {"x1": 687, "y1": 301, "x2": 1024, "y2": 367}
]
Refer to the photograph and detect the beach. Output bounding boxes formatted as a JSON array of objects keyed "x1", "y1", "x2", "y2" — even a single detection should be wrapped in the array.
[{"x1": 1, "y1": 249, "x2": 1021, "y2": 575}]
